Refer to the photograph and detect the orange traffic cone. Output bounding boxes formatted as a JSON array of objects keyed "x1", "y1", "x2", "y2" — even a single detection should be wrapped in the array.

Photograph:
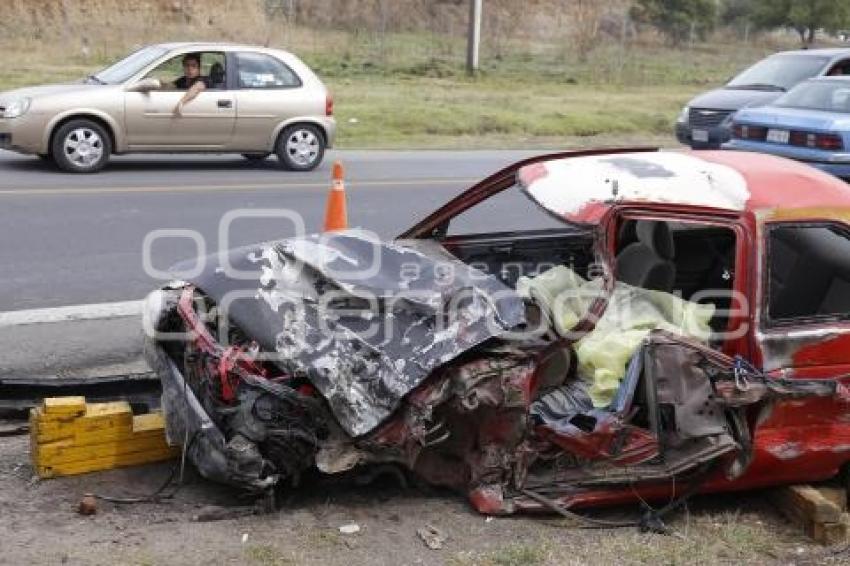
[{"x1": 324, "y1": 161, "x2": 348, "y2": 232}]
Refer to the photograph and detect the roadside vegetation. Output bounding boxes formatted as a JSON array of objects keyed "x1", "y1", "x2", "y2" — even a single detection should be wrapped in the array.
[{"x1": 0, "y1": 1, "x2": 845, "y2": 149}]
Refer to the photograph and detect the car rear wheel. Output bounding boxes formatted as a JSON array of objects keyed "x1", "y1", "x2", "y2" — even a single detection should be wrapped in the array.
[
  {"x1": 242, "y1": 153, "x2": 270, "y2": 161},
  {"x1": 51, "y1": 119, "x2": 111, "y2": 173},
  {"x1": 276, "y1": 124, "x2": 325, "y2": 171}
]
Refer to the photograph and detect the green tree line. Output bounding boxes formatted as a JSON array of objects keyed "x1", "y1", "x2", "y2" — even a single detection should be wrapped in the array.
[{"x1": 631, "y1": 0, "x2": 850, "y2": 45}]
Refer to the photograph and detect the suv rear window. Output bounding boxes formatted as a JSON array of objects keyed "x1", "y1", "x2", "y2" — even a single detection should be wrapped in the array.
[{"x1": 236, "y1": 52, "x2": 301, "y2": 89}]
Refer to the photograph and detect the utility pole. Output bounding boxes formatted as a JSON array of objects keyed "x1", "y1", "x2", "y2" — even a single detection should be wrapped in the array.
[{"x1": 466, "y1": 0, "x2": 482, "y2": 76}]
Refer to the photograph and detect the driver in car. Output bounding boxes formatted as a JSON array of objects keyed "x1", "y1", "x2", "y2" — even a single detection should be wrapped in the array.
[{"x1": 172, "y1": 53, "x2": 208, "y2": 116}]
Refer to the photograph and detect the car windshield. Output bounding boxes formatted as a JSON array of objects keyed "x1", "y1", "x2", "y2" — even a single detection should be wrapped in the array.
[
  {"x1": 773, "y1": 80, "x2": 850, "y2": 112},
  {"x1": 92, "y1": 45, "x2": 169, "y2": 85},
  {"x1": 727, "y1": 54, "x2": 829, "y2": 91}
]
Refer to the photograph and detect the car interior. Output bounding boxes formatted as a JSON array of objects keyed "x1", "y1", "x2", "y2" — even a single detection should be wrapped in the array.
[
  {"x1": 440, "y1": 210, "x2": 738, "y2": 337},
  {"x1": 827, "y1": 59, "x2": 850, "y2": 76},
  {"x1": 438, "y1": 209, "x2": 743, "y2": 471},
  {"x1": 615, "y1": 219, "x2": 737, "y2": 334},
  {"x1": 768, "y1": 223, "x2": 850, "y2": 321},
  {"x1": 144, "y1": 51, "x2": 227, "y2": 90}
]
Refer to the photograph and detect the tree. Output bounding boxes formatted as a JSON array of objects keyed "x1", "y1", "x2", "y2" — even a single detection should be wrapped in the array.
[
  {"x1": 630, "y1": 0, "x2": 717, "y2": 45},
  {"x1": 750, "y1": 0, "x2": 850, "y2": 46}
]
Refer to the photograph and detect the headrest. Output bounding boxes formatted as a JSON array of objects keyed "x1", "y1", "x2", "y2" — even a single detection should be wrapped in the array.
[
  {"x1": 210, "y1": 62, "x2": 225, "y2": 81},
  {"x1": 635, "y1": 221, "x2": 675, "y2": 260}
]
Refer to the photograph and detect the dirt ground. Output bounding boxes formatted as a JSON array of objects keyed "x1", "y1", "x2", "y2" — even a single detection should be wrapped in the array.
[{"x1": 1, "y1": 430, "x2": 848, "y2": 566}]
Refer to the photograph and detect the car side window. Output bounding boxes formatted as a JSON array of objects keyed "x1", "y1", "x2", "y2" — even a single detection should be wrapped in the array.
[
  {"x1": 144, "y1": 51, "x2": 226, "y2": 90},
  {"x1": 235, "y1": 52, "x2": 301, "y2": 89},
  {"x1": 827, "y1": 59, "x2": 850, "y2": 76},
  {"x1": 767, "y1": 223, "x2": 850, "y2": 323}
]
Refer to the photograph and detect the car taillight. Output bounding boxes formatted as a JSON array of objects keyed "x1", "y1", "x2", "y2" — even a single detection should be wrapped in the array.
[
  {"x1": 789, "y1": 131, "x2": 842, "y2": 150},
  {"x1": 732, "y1": 124, "x2": 766, "y2": 140},
  {"x1": 325, "y1": 93, "x2": 334, "y2": 116},
  {"x1": 816, "y1": 133, "x2": 843, "y2": 150}
]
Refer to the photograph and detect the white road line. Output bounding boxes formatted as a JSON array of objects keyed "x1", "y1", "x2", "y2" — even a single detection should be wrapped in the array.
[{"x1": 0, "y1": 300, "x2": 143, "y2": 328}]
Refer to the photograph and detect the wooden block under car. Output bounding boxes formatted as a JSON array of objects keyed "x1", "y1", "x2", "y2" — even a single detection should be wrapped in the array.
[
  {"x1": 771, "y1": 484, "x2": 850, "y2": 545},
  {"x1": 30, "y1": 397, "x2": 179, "y2": 478}
]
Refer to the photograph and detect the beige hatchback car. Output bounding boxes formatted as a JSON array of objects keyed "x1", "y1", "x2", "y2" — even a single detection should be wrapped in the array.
[{"x1": 0, "y1": 42, "x2": 336, "y2": 172}]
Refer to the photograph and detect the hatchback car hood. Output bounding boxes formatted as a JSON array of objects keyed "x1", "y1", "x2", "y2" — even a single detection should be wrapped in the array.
[
  {"x1": 180, "y1": 230, "x2": 526, "y2": 436},
  {"x1": 0, "y1": 83, "x2": 100, "y2": 104},
  {"x1": 687, "y1": 87, "x2": 782, "y2": 111},
  {"x1": 517, "y1": 151, "x2": 752, "y2": 224},
  {"x1": 735, "y1": 105, "x2": 850, "y2": 131}
]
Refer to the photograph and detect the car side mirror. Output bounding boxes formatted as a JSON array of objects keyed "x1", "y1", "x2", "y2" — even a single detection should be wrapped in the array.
[{"x1": 127, "y1": 78, "x2": 161, "y2": 93}]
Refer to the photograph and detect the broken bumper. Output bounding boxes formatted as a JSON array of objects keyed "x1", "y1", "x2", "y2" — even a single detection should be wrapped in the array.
[{"x1": 146, "y1": 341, "x2": 277, "y2": 492}]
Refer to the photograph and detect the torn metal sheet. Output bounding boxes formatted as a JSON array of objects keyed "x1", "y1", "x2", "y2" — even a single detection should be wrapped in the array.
[{"x1": 182, "y1": 230, "x2": 525, "y2": 436}]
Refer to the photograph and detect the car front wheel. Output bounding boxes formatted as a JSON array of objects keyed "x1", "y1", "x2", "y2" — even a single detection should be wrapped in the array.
[
  {"x1": 275, "y1": 124, "x2": 325, "y2": 171},
  {"x1": 51, "y1": 119, "x2": 111, "y2": 173}
]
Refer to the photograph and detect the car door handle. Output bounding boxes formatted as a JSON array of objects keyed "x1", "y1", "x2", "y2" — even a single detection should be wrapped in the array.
[{"x1": 217, "y1": 99, "x2": 232, "y2": 109}]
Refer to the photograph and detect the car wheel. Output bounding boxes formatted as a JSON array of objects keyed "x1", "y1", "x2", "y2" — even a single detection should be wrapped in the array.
[
  {"x1": 276, "y1": 124, "x2": 325, "y2": 171},
  {"x1": 242, "y1": 153, "x2": 270, "y2": 161},
  {"x1": 51, "y1": 119, "x2": 111, "y2": 173}
]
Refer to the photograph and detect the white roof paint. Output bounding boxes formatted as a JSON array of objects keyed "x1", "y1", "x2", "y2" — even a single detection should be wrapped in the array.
[{"x1": 520, "y1": 152, "x2": 751, "y2": 219}]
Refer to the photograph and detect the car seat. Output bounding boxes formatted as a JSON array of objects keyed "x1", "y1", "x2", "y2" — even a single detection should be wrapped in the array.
[
  {"x1": 616, "y1": 220, "x2": 676, "y2": 292},
  {"x1": 209, "y1": 62, "x2": 225, "y2": 89}
]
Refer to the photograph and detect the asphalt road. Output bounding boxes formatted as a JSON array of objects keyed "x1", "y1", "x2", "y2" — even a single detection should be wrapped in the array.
[{"x1": 0, "y1": 149, "x2": 544, "y2": 311}]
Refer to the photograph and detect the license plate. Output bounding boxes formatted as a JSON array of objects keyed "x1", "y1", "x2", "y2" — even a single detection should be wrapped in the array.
[
  {"x1": 691, "y1": 129, "x2": 709, "y2": 143},
  {"x1": 767, "y1": 128, "x2": 790, "y2": 144}
]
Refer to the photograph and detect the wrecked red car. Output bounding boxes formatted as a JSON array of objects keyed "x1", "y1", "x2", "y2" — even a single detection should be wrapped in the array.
[{"x1": 145, "y1": 148, "x2": 850, "y2": 517}]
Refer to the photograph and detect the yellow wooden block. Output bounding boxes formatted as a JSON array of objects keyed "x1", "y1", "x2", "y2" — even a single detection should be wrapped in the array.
[
  {"x1": 36, "y1": 404, "x2": 133, "y2": 427},
  {"x1": 36, "y1": 447, "x2": 179, "y2": 478},
  {"x1": 30, "y1": 397, "x2": 179, "y2": 478},
  {"x1": 35, "y1": 434, "x2": 173, "y2": 465},
  {"x1": 133, "y1": 412, "x2": 166, "y2": 433},
  {"x1": 36, "y1": 426, "x2": 164, "y2": 446},
  {"x1": 43, "y1": 396, "x2": 86, "y2": 416},
  {"x1": 36, "y1": 411, "x2": 134, "y2": 434}
]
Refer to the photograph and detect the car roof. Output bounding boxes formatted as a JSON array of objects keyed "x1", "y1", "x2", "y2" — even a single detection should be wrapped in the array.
[
  {"x1": 152, "y1": 42, "x2": 292, "y2": 54},
  {"x1": 772, "y1": 48, "x2": 850, "y2": 59},
  {"x1": 518, "y1": 150, "x2": 850, "y2": 224},
  {"x1": 807, "y1": 75, "x2": 850, "y2": 82}
]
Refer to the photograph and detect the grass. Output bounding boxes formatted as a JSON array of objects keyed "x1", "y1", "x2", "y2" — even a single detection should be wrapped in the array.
[
  {"x1": 449, "y1": 542, "x2": 550, "y2": 566},
  {"x1": 0, "y1": 25, "x2": 802, "y2": 149},
  {"x1": 244, "y1": 544, "x2": 297, "y2": 566}
]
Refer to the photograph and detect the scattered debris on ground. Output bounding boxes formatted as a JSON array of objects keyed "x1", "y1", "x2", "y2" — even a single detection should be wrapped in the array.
[
  {"x1": 3, "y1": 432, "x2": 850, "y2": 565},
  {"x1": 417, "y1": 523, "x2": 447, "y2": 550}
]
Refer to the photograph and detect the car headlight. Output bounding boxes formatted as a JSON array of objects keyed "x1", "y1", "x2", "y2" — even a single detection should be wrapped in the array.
[
  {"x1": 677, "y1": 105, "x2": 690, "y2": 124},
  {"x1": 3, "y1": 97, "x2": 31, "y2": 119}
]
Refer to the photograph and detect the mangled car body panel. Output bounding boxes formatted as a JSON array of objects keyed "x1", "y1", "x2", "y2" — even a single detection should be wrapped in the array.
[
  {"x1": 176, "y1": 232, "x2": 524, "y2": 437},
  {"x1": 147, "y1": 148, "x2": 850, "y2": 514}
]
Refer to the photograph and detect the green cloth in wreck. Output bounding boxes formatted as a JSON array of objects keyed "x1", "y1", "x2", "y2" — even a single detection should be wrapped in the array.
[{"x1": 517, "y1": 266, "x2": 715, "y2": 407}]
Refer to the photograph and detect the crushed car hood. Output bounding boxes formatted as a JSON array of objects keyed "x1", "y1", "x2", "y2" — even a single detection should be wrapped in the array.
[{"x1": 182, "y1": 230, "x2": 526, "y2": 436}]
